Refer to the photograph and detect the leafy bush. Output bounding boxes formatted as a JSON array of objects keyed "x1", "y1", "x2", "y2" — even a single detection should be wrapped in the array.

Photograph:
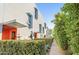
[
  {"x1": 53, "y1": 3, "x2": 79, "y2": 54},
  {"x1": 62, "y1": 3, "x2": 79, "y2": 54},
  {"x1": 53, "y1": 13, "x2": 69, "y2": 50},
  {"x1": 0, "y1": 38, "x2": 53, "y2": 55},
  {"x1": 43, "y1": 38, "x2": 53, "y2": 53},
  {"x1": 33, "y1": 38, "x2": 53, "y2": 53},
  {"x1": 45, "y1": 38, "x2": 53, "y2": 49}
]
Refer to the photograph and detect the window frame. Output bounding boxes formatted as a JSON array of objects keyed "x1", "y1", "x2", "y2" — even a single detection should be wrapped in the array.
[
  {"x1": 27, "y1": 13, "x2": 33, "y2": 28},
  {"x1": 34, "y1": 7, "x2": 38, "y2": 19},
  {"x1": 39, "y1": 24, "x2": 42, "y2": 33}
]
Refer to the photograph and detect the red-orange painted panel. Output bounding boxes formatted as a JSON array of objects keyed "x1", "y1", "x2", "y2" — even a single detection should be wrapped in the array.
[
  {"x1": 2, "y1": 25, "x2": 17, "y2": 40},
  {"x1": 34, "y1": 32, "x2": 38, "y2": 39}
]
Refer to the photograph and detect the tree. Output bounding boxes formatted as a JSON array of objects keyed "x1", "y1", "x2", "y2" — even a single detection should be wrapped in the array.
[
  {"x1": 54, "y1": 3, "x2": 79, "y2": 54},
  {"x1": 62, "y1": 3, "x2": 79, "y2": 54},
  {"x1": 53, "y1": 12, "x2": 68, "y2": 50}
]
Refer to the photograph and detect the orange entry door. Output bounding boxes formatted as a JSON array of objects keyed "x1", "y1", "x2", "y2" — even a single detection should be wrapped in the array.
[
  {"x1": 11, "y1": 31, "x2": 16, "y2": 40},
  {"x1": 34, "y1": 32, "x2": 38, "y2": 39}
]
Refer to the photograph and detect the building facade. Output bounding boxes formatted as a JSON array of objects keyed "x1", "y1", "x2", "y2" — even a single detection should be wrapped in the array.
[{"x1": 0, "y1": 3, "x2": 46, "y2": 40}]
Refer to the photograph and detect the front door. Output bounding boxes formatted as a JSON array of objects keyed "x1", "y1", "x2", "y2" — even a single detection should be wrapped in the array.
[
  {"x1": 11, "y1": 31, "x2": 16, "y2": 40},
  {"x1": 34, "y1": 32, "x2": 38, "y2": 39}
]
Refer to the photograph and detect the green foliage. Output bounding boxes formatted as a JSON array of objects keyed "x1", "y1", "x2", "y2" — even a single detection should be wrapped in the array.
[
  {"x1": 0, "y1": 38, "x2": 53, "y2": 55},
  {"x1": 62, "y1": 3, "x2": 79, "y2": 54},
  {"x1": 53, "y1": 3, "x2": 79, "y2": 54},
  {"x1": 53, "y1": 13, "x2": 69, "y2": 50},
  {"x1": 44, "y1": 38, "x2": 53, "y2": 52}
]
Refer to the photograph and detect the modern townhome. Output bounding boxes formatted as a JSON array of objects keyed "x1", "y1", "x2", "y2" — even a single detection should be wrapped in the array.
[{"x1": 0, "y1": 3, "x2": 47, "y2": 40}]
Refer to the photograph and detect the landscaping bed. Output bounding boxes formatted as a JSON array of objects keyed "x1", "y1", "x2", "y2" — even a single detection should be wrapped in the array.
[{"x1": 0, "y1": 38, "x2": 53, "y2": 55}]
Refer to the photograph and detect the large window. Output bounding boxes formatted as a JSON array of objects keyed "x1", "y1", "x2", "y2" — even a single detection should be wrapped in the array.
[
  {"x1": 39, "y1": 24, "x2": 42, "y2": 33},
  {"x1": 43, "y1": 27, "x2": 44, "y2": 33},
  {"x1": 34, "y1": 7, "x2": 38, "y2": 19},
  {"x1": 44, "y1": 23, "x2": 46, "y2": 29},
  {"x1": 27, "y1": 13, "x2": 33, "y2": 28}
]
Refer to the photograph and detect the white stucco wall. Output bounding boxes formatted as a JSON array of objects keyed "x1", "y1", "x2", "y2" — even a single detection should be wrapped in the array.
[
  {"x1": 0, "y1": 4, "x2": 4, "y2": 23},
  {"x1": 0, "y1": 24, "x2": 3, "y2": 40},
  {"x1": 0, "y1": 3, "x2": 45, "y2": 40}
]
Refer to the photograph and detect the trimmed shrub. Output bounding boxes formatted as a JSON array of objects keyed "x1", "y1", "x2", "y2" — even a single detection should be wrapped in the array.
[
  {"x1": 0, "y1": 38, "x2": 53, "y2": 55},
  {"x1": 45, "y1": 38, "x2": 53, "y2": 53},
  {"x1": 62, "y1": 3, "x2": 79, "y2": 54},
  {"x1": 53, "y1": 13, "x2": 69, "y2": 50},
  {"x1": 53, "y1": 3, "x2": 79, "y2": 54},
  {"x1": 45, "y1": 38, "x2": 53, "y2": 48}
]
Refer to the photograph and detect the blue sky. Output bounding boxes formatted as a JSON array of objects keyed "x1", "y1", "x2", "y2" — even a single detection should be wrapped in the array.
[{"x1": 36, "y1": 3, "x2": 64, "y2": 29}]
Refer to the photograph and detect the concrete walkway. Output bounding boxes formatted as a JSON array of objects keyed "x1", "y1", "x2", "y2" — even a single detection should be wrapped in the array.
[{"x1": 49, "y1": 40, "x2": 64, "y2": 55}]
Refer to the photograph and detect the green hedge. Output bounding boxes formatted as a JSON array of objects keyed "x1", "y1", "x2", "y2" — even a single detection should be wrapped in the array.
[
  {"x1": 53, "y1": 3, "x2": 79, "y2": 54},
  {"x1": 33, "y1": 38, "x2": 53, "y2": 53},
  {"x1": 61, "y1": 3, "x2": 79, "y2": 54},
  {"x1": 0, "y1": 38, "x2": 53, "y2": 55},
  {"x1": 45, "y1": 38, "x2": 53, "y2": 49},
  {"x1": 53, "y1": 13, "x2": 69, "y2": 50}
]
